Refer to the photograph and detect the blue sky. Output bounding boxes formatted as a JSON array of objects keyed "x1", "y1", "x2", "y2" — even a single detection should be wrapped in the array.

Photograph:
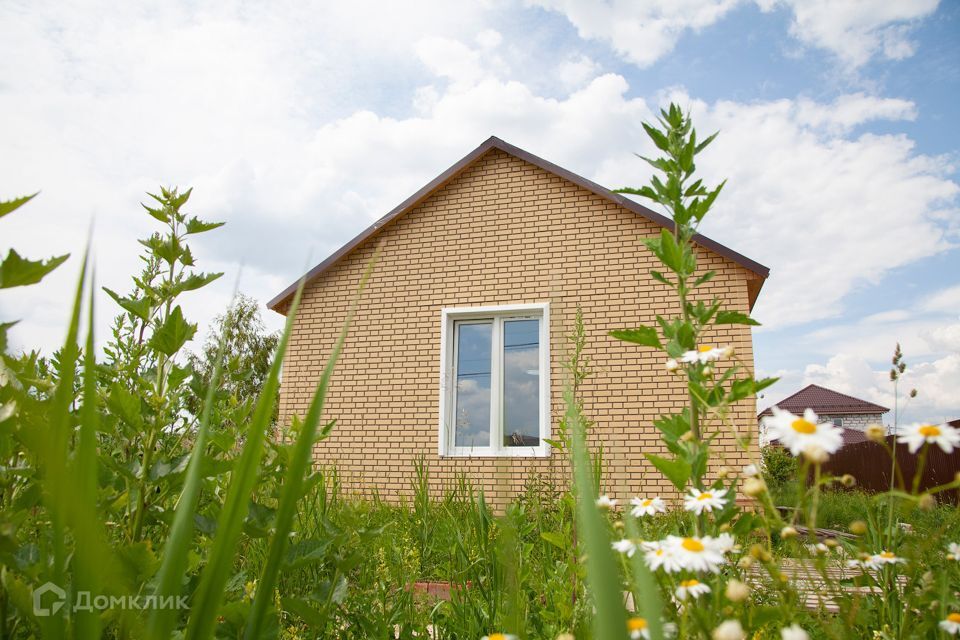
[{"x1": 1, "y1": 0, "x2": 958, "y2": 423}]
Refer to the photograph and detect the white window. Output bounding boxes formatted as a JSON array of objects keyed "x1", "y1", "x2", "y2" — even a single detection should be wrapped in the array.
[
  {"x1": 832, "y1": 417, "x2": 843, "y2": 427},
  {"x1": 439, "y1": 303, "x2": 550, "y2": 457}
]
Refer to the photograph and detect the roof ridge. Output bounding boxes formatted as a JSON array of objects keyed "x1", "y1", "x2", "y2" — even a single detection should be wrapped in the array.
[{"x1": 267, "y1": 136, "x2": 770, "y2": 312}]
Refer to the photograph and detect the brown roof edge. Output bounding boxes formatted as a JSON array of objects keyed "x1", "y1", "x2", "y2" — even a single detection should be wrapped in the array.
[{"x1": 267, "y1": 136, "x2": 771, "y2": 313}]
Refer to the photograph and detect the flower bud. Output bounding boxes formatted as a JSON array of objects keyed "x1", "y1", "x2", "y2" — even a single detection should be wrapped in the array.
[
  {"x1": 737, "y1": 556, "x2": 754, "y2": 570},
  {"x1": 840, "y1": 474, "x2": 856, "y2": 488},
  {"x1": 725, "y1": 579, "x2": 750, "y2": 603},
  {"x1": 780, "y1": 526, "x2": 798, "y2": 539},
  {"x1": 743, "y1": 477, "x2": 767, "y2": 498},
  {"x1": 780, "y1": 624, "x2": 809, "y2": 640},
  {"x1": 802, "y1": 444, "x2": 828, "y2": 464},
  {"x1": 712, "y1": 619, "x2": 745, "y2": 640},
  {"x1": 680, "y1": 431, "x2": 695, "y2": 442},
  {"x1": 556, "y1": 634, "x2": 575, "y2": 640},
  {"x1": 749, "y1": 544, "x2": 771, "y2": 562},
  {"x1": 866, "y1": 424, "x2": 886, "y2": 443},
  {"x1": 918, "y1": 493, "x2": 935, "y2": 511},
  {"x1": 703, "y1": 365, "x2": 714, "y2": 376},
  {"x1": 849, "y1": 520, "x2": 867, "y2": 535},
  {"x1": 613, "y1": 520, "x2": 625, "y2": 531},
  {"x1": 723, "y1": 346, "x2": 735, "y2": 358},
  {"x1": 719, "y1": 523, "x2": 732, "y2": 533},
  {"x1": 742, "y1": 464, "x2": 760, "y2": 478},
  {"x1": 718, "y1": 466, "x2": 732, "y2": 479},
  {"x1": 824, "y1": 538, "x2": 839, "y2": 548},
  {"x1": 909, "y1": 388, "x2": 918, "y2": 398},
  {"x1": 665, "y1": 358, "x2": 680, "y2": 373}
]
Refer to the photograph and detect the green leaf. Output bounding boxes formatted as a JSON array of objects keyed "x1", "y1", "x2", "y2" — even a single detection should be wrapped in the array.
[
  {"x1": 649, "y1": 270, "x2": 673, "y2": 288},
  {"x1": 0, "y1": 193, "x2": 37, "y2": 219},
  {"x1": 148, "y1": 305, "x2": 197, "y2": 356},
  {"x1": 103, "y1": 287, "x2": 153, "y2": 321},
  {"x1": 107, "y1": 382, "x2": 144, "y2": 429},
  {"x1": 658, "y1": 228, "x2": 683, "y2": 273},
  {"x1": 715, "y1": 310, "x2": 759, "y2": 326},
  {"x1": 693, "y1": 271, "x2": 716, "y2": 287},
  {"x1": 609, "y1": 326, "x2": 662, "y2": 349},
  {"x1": 141, "y1": 203, "x2": 169, "y2": 223},
  {"x1": 644, "y1": 453, "x2": 690, "y2": 491},
  {"x1": 0, "y1": 249, "x2": 69, "y2": 288},
  {"x1": 540, "y1": 531, "x2": 567, "y2": 550},
  {"x1": 184, "y1": 216, "x2": 226, "y2": 235},
  {"x1": 175, "y1": 271, "x2": 223, "y2": 294}
]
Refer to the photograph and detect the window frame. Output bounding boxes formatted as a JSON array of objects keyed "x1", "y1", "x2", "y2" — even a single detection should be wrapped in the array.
[{"x1": 438, "y1": 303, "x2": 551, "y2": 458}]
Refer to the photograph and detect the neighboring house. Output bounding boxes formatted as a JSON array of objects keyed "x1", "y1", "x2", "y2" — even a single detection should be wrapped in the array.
[
  {"x1": 758, "y1": 384, "x2": 889, "y2": 447},
  {"x1": 269, "y1": 136, "x2": 769, "y2": 504}
]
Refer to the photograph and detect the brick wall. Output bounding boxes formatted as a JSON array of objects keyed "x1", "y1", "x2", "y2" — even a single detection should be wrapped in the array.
[{"x1": 276, "y1": 148, "x2": 762, "y2": 507}]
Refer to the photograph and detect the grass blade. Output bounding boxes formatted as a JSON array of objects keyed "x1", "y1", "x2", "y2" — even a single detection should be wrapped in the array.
[
  {"x1": 72, "y1": 267, "x2": 103, "y2": 639},
  {"x1": 147, "y1": 292, "x2": 234, "y2": 639},
  {"x1": 184, "y1": 281, "x2": 306, "y2": 640},
  {"x1": 35, "y1": 250, "x2": 87, "y2": 640},
  {"x1": 566, "y1": 386, "x2": 631, "y2": 640},
  {"x1": 244, "y1": 254, "x2": 377, "y2": 639}
]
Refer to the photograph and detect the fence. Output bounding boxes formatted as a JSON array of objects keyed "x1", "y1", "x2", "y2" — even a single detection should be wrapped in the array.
[{"x1": 822, "y1": 435, "x2": 960, "y2": 503}]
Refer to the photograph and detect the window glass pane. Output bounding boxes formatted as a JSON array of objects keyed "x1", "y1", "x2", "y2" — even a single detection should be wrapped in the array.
[
  {"x1": 454, "y1": 322, "x2": 492, "y2": 448},
  {"x1": 502, "y1": 318, "x2": 540, "y2": 447}
]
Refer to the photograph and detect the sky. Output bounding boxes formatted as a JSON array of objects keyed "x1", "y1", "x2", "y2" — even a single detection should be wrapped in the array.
[{"x1": 1, "y1": 0, "x2": 958, "y2": 425}]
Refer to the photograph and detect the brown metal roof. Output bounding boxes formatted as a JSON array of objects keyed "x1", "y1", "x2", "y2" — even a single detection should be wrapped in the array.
[
  {"x1": 758, "y1": 384, "x2": 889, "y2": 418},
  {"x1": 267, "y1": 136, "x2": 770, "y2": 313}
]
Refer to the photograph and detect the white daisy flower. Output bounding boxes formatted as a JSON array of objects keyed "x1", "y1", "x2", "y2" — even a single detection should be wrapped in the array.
[
  {"x1": 670, "y1": 535, "x2": 728, "y2": 573},
  {"x1": 762, "y1": 407, "x2": 843, "y2": 457},
  {"x1": 947, "y1": 542, "x2": 960, "y2": 560},
  {"x1": 675, "y1": 578, "x2": 711, "y2": 600},
  {"x1": 630, "y1": 496, "x2": 667, "y2": 517},
  {"x1": 626, "y1": 617, "x2": 677, "y2": 639},
  {"x1": 642, "y1": 540, "x2": 684, "y2": 573},
  {"x1": 680, "y1": 345, "x2": 730, "y2": 365},
  {"x1": 612, "y1": 539, "x2": 638, "y2": 557},
  {"x1": 627, "y1": 616, "x2": 650, "y2": 639},
  {"x1": 710, "y1": 532, "x2": 738, "y2": 555},
  {"x1": 742, "y1": 463, "x2": 760, "y2": 478},
  {"x1": 898, "y1": 422, "x2": 960, "y2": 454},
  {"x1": 864, "y1": 550, "x2": 905, "y2": 569},
  {"x1": 595, "y1": 495, "x2": 618, "y2": 509},
  {"x1": 941, "y1": 613, "x2": 960, "y2": 635},
  {"x1": 684, "y1": 487, "x2": 729, "y2": 515},
  {"x1": 481, "y1": 634, "x2": 518, "y2": 640},
  {"x1": 780, "y1": 624, "x2": 809, "y2": 640}
]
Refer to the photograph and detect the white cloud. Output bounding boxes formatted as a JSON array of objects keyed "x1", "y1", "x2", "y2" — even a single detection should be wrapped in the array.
[
  {"x1": 537, "y1": 0, "x2": 939, "y2": 70},
  {"x1": 599, "y1": 90, "x2": 958, "y2": 329},
  {"x1": 764, "y1": 0, "x2": 940, "y2": 69},
  {"x1": 921, "y1": 284, "x2": 960, "y2": 314},
  {"x1": 530, "y1": 0, "x2": 741, "y2": 68},
  {"x1": 1, "y1": 6, "x2": 956, "y2": 414}
]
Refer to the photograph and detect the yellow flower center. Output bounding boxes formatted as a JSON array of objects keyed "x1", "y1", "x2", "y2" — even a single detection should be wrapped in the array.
[
  {"x1": 697, "y1": 345, "x2": 714, "y2": 353},
  {"x1": 879, "y1": 551, "x2": 896, "y2": 559},
  {"x1": 680, "y1": 579, "x2": 700, "y2": 587},
  {"x1": 682, "y1": 538, "x2": 705, "y2": 552},
  {"x1": 791, "y1": 419, "x2": 817, "y2": 434},
  {"x1": 949, "y1": 613, "x2": 960, "y2": 623},
  {"x1": 642, "y1": 499, "x2": 653, "y2": 507},
  {"x1": 627, "y1": 617, "x2": 648, "y2": 631},
  {"x1": 919, "y1": 424, "x2": 941, "y2": 437},
  {"x1": 488, "y1": 635, "x2": 508, "y2": 640},
  {"x1": 655, "y1": 549, "x2": 664, "y2": 556},
  {"x1": 697, "y1": 492, "x2": 713, "y2": 501}
]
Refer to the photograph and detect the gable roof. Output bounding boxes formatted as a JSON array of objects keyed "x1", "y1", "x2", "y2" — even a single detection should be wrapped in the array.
[
  {"x1": 267, "y1": 136, "x2": 770, "y2": 313},
  {"x1": 758, "y1": 384, "x2": 889, "y2": 418}
]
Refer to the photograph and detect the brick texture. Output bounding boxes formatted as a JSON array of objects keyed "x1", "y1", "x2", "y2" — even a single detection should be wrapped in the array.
[{"x1": 276, "y1": 148, "x2": 763, "y2": 507}]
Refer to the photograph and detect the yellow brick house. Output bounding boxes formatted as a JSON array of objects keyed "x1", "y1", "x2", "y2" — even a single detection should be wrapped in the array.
[{"x1": 268, "y1": 137, "x2": 768, "y2": 506}]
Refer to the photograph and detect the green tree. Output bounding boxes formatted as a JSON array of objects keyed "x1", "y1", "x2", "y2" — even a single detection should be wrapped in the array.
[{"x1": 188, "y1": 293, "x2": 280, "y2": 422}]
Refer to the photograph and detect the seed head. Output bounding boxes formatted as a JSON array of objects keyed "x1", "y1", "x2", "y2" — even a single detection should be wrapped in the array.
[
  {"x1": 849, "y1": 520, "x2": 868, "y2": 535},
  {"x1": 724, "y1": 579, "x2": 750, "y2": 603},
  {"x1": 866, "y1": 424, "x2": 886, "y2": 443},
  {"x1": 743, "y1": 477, "x2": 767, "y2": 498}
]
